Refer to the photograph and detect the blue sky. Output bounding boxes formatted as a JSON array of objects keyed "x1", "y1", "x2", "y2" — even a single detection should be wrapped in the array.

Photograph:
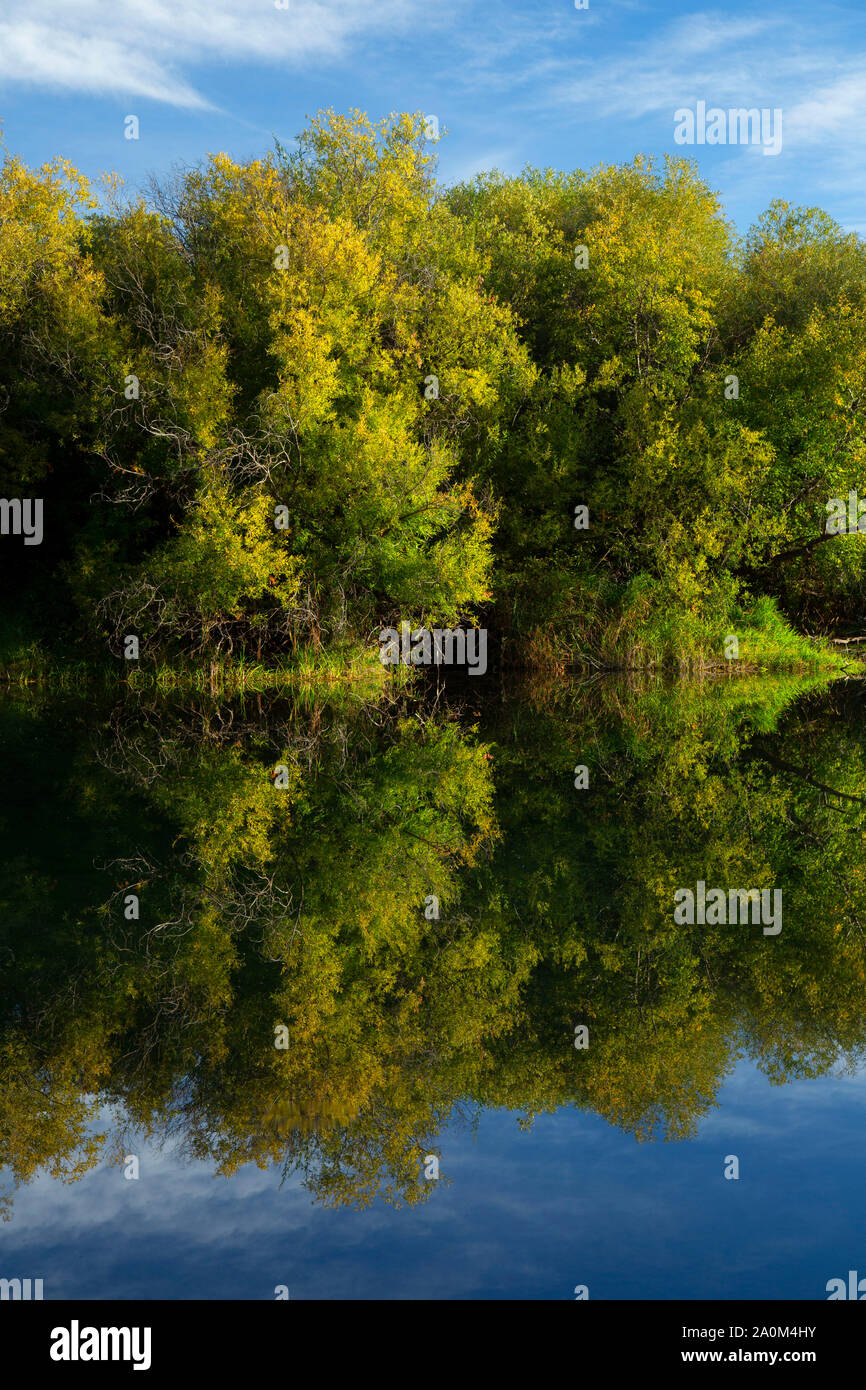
[{"x1": 0, "y1": 0, "x2": 865, "y2": 236}]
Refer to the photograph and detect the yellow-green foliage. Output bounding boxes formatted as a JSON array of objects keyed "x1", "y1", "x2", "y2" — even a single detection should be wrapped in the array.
[{"x1": 2, "y1": 120, "x2": 866, "y2": 670}]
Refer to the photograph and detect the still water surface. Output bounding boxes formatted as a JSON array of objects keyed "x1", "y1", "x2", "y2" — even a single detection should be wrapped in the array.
[{"x1": 1, "y1": 674, "x2": 864, "y2": 1298}]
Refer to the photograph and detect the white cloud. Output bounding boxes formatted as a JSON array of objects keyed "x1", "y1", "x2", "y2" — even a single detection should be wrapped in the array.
[
  {"x1": 0, "y1": 20, "x2": 207, "y2": 107},
  {"x1": 0, "y1": 0, "x2": 426, "y2": 107},
  {"x1": 548, "y1": 14, "x2": 804, "y2": 120},
  {"x1": 513, "y1": 8, "x2": 866, "y2": 219},
  {"x1": 786, "y1": 71, "x2": 866, "y2": 146}
]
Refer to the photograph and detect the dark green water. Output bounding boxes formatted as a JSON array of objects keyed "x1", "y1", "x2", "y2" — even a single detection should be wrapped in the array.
[{"x1": 1, "y1": 672, "x2": 865, "y2": 1298}]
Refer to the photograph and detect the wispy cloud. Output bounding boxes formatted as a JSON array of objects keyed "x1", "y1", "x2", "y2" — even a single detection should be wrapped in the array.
[
  {"x1": 1, "y1": 1, "x2": 865, "y2": 230},
  {"x1": 506, "y1": 7, "x2": 866, "y2": 219},
  {"x1": 546, "y1": 13, "x2": 810, "y2": 120},
  {"x1": 786, "y1": 70, "x2": 866, "y2": 147},
  {"x1": 0, "y1": 20, "x2": 208, "y2": 107},
  {"x1": 0, "y1": 0, "x2": 428, "y2": 108}
]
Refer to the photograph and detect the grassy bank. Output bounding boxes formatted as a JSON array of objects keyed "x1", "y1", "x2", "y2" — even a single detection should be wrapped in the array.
[
  {"x1": 0, "y1": 620, "x2": 410, "y2": 700},
  {"x1": 0, "y1": 599, "x2": 858, "y2": 691},
  {"x1": 513, "y1": 593, "x2": 855, "y2": 675}
]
